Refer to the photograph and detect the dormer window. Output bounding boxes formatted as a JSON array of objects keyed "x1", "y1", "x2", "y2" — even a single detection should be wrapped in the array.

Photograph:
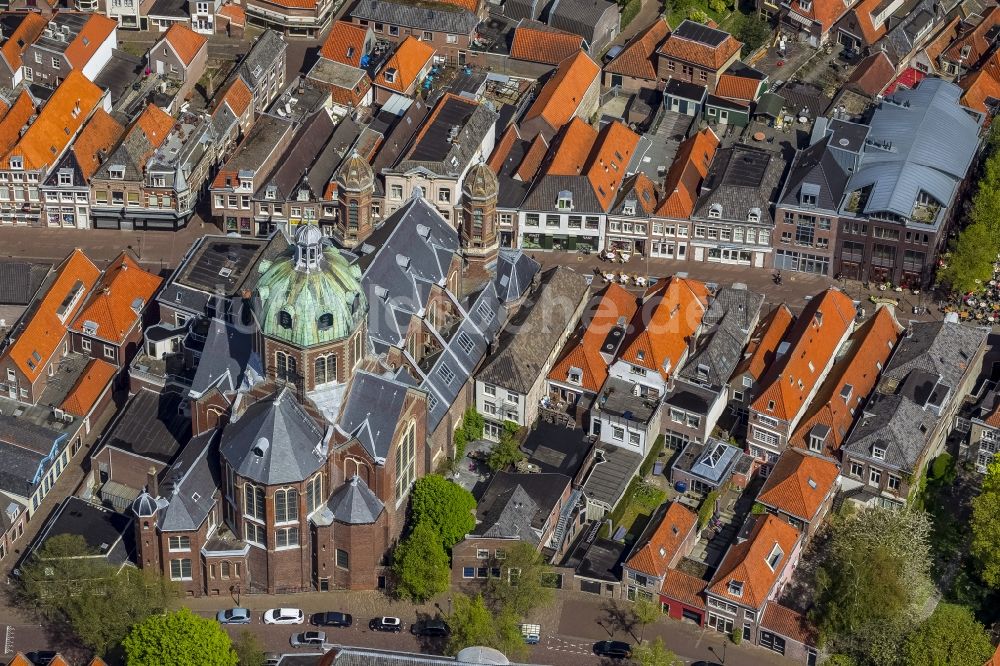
[
  {"x1": 265, "y1": 187, "x2": 276, "y2": 200},
  {"x1": 384, "y1": 67, "x2": 397, "y2": 83},
  {"x1": 800, "y1": 183, "x2": 819, "y2": 206},
  {"x1": 298, "y1": 188, "x2": 309, "y2": 202},
  {"x1": 747, "y1": 207, "x2": 761, "y2": 223},
  {"x1": 622, "y1": 198, "x2": 636, "y2": 216},
  {"x1": 58, "y1": 170, "x2": 73, "y2": 186},
  {"x1": 708, "y1": 203, "x2": 723, "y2": 219},
  {"x1": 9, "y1": 156, "x2": 22, "y2": 170},
  {"x1": 318, "y1": 313, "x2": 333, "y2": 330},
  {"x1": 557, "y1": 190, "x2": 573, "y2": 211},
  {"x1": 799, "y1": 0, "x2": 811, "y2": 11},
  {"x1": 240, "y1": 178, "x2": 252, "y2": 189},
  {"x1": 872, "y1": 445, "x2": 886, "y2": 460},
  {"x1": 766, "y1": 544, "x2": 783, "y2": 571},
  {"x1": 109, "y1": 166, "x2": 125, "y2": 180},
  {"x1": 568, "y1": 366, "x2": 582, "y2": 385},
  {"x1": 728, "y1": 580, "x2": 744, "y2": 597},
  {"x1": 278, "y1": 311, "x2": 293, "y2": 329},
  {"x1": 840, "y1": 384, "x2": 853, "y2": 402}
]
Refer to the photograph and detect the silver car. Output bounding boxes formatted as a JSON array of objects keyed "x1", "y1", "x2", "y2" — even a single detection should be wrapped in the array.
[{"x1": 290, "y1": 631, "x2": 327, "y2": 648}]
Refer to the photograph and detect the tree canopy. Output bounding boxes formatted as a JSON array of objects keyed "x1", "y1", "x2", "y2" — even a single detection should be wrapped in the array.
[
  {"x1": 446, "y1": 593, "x2": 527, "y2": 661},
  {"x1": 484, "y1": 542, "x2": 553, "y2": 617},
  {"x1": 233, "y1": 630, "x2": 266, "y2": 666},
  {"x1": 904, "y1": 603, "x2": 994, "y2": 666},
  {"x1": 971, "y1": 456, "x2": 1000, "y2": 588},
  {"x1": 631, "y1": 598, "x2": 661, "y2": 642},
  {"x1": 487, "y1": 422, "x2": 524, "y2": 471},
  {"x1": 411, "y1": 474, "x2": 476, "y2": 550},
  {"x1": 392, "y1": 521, "x2": 451, "y2": 601},
  {"x1": 123, "y1": 608, "x2": 237, "y2": 666},
  {"x1": 632, "y1": 638, "x2": 677, "y2": 666},
  {"x1": 732, "y1": 14, "x2": 773, "y2": 51}
]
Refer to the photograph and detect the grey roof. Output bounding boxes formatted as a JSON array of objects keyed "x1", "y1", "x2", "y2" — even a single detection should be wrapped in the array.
[
  {"x1": 480, "y1": 485, "x2": 539, "y2": 542},
  {"x1": 188, "y1": 318, "x2": 262, "y2": 398},
  {"x1": 776, "y1": 81, "x2": 830, "y2": 119},
  {"x1": 478, "y1": 266, "x2": 589, "y2": 394},
  {"x1": 349, "y1": 0, "x2": 479, "y2": 34},
  {"x1": 158, "y1": 430, "x2": 220, "y2": 532},
  {"x1": 220, "y1": 387, "x2": 326, "y2": 485},
  {"x1": 493, "y1": 250, "x2": 540, "y2": 303},
  {"x1": 337, "y1": 371, "x2": 411, "y2": 460},
  {"x1": 778, "y1": 137, "x2": 850, "y2": 212},
  {"x1": 582, "y1": 445, "x2": 643, "y2": 507},
  {"x1": 673, "y1": 437, "x2": 744, "y2": 486},
  {"x1": 313, "y1": 118, "x2": 362, "y2": 194},
  {"x1": 547, "y1": 0, "x2": 618, "y2": 42},
  {"x1": 843, "y1": 392, "x2": 936, "y2": 472},
  {"x1": 0, "y1": 261, "x2": 49, "y2": 306},
  {"x1": 30, "y1": 496, "x2": 134, "y2": 568},
  {"x1": 323, "y1": 646, "x2": 548, "y2": 666},
  {"x1": 491, "y1": 130, "x2": 536, "y2": 210},
  {"x1": 216, "y1": 115, "x2": 295, "y2": 185},
  {"x1": 240, "y1": 30, "x2": 286, "y2": 91},
  {"x1": 326, "y1": 475, "x2": 384, "y2": 524},
  {"x1": 391, "y1": 97, "x2": 499, "y2": 178},
  {"x1": 754, "y1": 92, "x2": 785, "y2": 118},
  {"x1": 101, "y1": 389, "x2": 190, "y2": 464},
  {"x1": 692, "y1": 143, "x2": 786, "y2": 224},
  {"x1": 882, "y1": 320, "x2": 988, "y2": 390},
  {"x1": 842, "y1": 78, "x2": 980, "y2": 225},
  {"x1": 477, "y1": 471, "x2": 570, "y2": 541},
  {"x1": 258, "y1": 110, "x2": 338, "y2": 201},
  {"x1": 678, "y1": 285, "x2": 764, "y2": 388},
  {"x1": 522, "y1": 174, "x2": 604, "y2": 213},
  {"x1": 882, "y1": 0, "x2": 936, "y2": 63},
  {"x1": 0, "y1": 437, "x2": 48, "y2": 499}
]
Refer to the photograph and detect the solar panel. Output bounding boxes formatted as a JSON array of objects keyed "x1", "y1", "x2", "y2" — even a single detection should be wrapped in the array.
[{"x1": 674, "y1": 20, "x2": 729, "y2": 47}]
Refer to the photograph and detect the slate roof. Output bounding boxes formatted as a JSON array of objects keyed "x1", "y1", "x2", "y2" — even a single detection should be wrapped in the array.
[
  {"x1": 211, "y1": 114, "x2": 294, "y2": 188},
  {"x1": 392, "y1": 94, "x2": 499, "y2": 177},
  {"x1": 101, "y1": 389, "x2": 190, "y2": 464},
  {"x1": 842, "y1": 390, "x2": 937, "y2": 472},
  {"x1": 843, "y1": 78, "x2": 980, "y2": 226},
  {"x1": 337, "y1": 371, "x2": 411, "y2": 460},
  {"x1": 477, "y1": 266, "x2": 590, "y2": 394},
  {"x1": 350, "y1": 0, "x2": 480, "y2": 34},
  {"x1": 778, "y1": 136, "x2": 850, "y2": 212},
  {"x1": 158, "y1": 430, "x2": 220, "y2": 532},
  {"x1": 881, "y1": 320, "x2": 988, "y2": 390},
  {"x1": 188, "y1": 318, "x2": 261, "y2": 399},
  {"x1": 0, "y1": 260, "x2": 48, "y2": 306},
  {"x1": 757, "y1": 448, "x2": 839, "y2": 522},
  {"x1": 475, "y1": 471, "x2": 571, "y2": 541},
  {"x1": 880, "y1": 0, "x2": 938, "y2": 64},
  {"x1": 493, "y1": 250, "x2": 540, "y2": 303},
  {"x1": 678, "y1": 285, "x2": 764, "y2": 388},
  {"x1": 0, "y1": 415, "x2": 64, "y2": 499},
  {"x1": 257, "y1": 110, "x2": 337, "y2": 201},
  {"x1": 546, "y1": 0, "x2": 618, "y2": 43},
  {"x1": 327, "y1": 475, "x2": 384, "y2": 524},
  {"x1": 692, "y1": 143, "x2": 786, "y2": 224},
  {"x1": 220, "y1": 387, "x2": 326, "y2": 485}
]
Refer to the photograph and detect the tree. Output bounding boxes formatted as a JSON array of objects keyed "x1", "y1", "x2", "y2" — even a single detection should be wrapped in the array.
[
  {"x1": 487, "y1": 422, "x2": 524, "y2": 471},
  {"x1": 411, "y1": 474, "x2": 476, "y2": 550},
  {"x1": 633, "y1": 638, "x2": 676, "y2": 666},
  {"x1": 971, "y1": 456, "x2": 1000, "y2": 588},
  {"x1": 392, "y1": 521, "x2": 451, "y2": 601},
  {"x1": 123, "y1": 608, "x2": 237, "y2": 666},
  {"x1": 732, "y1": 14, "x2": 773, "y2": 51},
  {"x1": 631, "y1": 598, "x2": 660, "y2": 642},
  {"x1": 939, "y1": 221, "x2": 999, "y2": 295},
  {"x1": 233, "y1": 630, "x2": 266, "y2": 666},
  {"x1": 18, "y1": 534, "x2": 175, "y2": 656},
  {"x1": 484, "y1": 542, "x2": 553, "y2": 617},
  {"x1": 904, "y1": 603, "x2": 994, "y2": 666},
  {"x1": 447, "y1": 594, "x2": 528, "y2": 661},
  {"x1": 454, "y1": 407, "x2": 485, "y2": 460}
]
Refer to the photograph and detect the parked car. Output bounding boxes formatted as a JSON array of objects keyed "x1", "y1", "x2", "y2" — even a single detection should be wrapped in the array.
[
  {"x1": 25, "y1": 653, "x2": 57, "y2": 666},
  {"x1": 603, "y1": 45, "x2": 623, "y2": 63},
  {"x1": 521, "y1": 623, "x2": 541, "y2": 645},
  {"x1": 312, "y1": 611, "x2": 353, "y2": 627},
  {"x1": 290, "y1": 631, "x2": 327, "y2": 648},
  {"x1": 264, "y1": 608, "x2": 305, "y2": 625},
  {"x1": 369, "y1": 616, "x2": 403, "y2": 632},
  {"x1": 593, "y1": 641, "x2": 632, "y2": 659},
  {"x1": 691, "y1": 662, "x2": 723, "y2": 666},
  {"x1": 217, "y1": 608, "x2": 252, "y2": 625},
  {"x1": 411, "y1": 619, "x2": 450, "y2": 637}
]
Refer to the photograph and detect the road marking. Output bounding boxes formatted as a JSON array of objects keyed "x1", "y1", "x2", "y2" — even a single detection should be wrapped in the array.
[{"x1": 544, "y1": 636, "x2": 594, "y2": 656}]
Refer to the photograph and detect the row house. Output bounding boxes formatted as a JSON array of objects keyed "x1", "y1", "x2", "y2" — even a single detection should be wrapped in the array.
[
  {"x1": 348, "y1": 0, "x2": 482, "y2": 64},
  {"x1": 0, "y1": 13, "x2": 49, "y2": 89},
  {"x1": 761, "y1": 0, "x2": 856, "y2": 47},
  {"x1": 605, "y1": 173, "x2": 659, "y2": 257},
  {"x1": 383, "y1": 93, "x2": 498, "y2": 223},
  {"x1": 486, "y1": 124, "x2": 547, "y2": 248},
  {"x1": 968, "y1": 390, "x2": 1000, "y2": 473},
  {"x1": 728, "y1": 304, "x2": 794, "y2": 423},
  {"x1": 656, "y1": 20, "x2": 742, "y2": 93},
  {"x1": 937, "y1": 5, "x2": 1000, "y2": 78},
  {"x1": 510, "y1": 20, "x2": 585, "y2": 67},
  {"x1": 307, "y1": 21, "x2": 376, "y2": 111},
  {"x1": 747, "y1": 288, "x2": 855, "y2": 475},
  {"x1": 217, "y1": 30, "x2": 287, "y2": 127},
  {"x1": 147, "y1": 23, "x2": 208, "y2": 102},
  {"x1": 622, "y1": 502, "x2": 698, "y2": 601},
  {"x1": 372, "y1": 36, "x2": 435, "y2": 105},
  {"x1": 41, "y1": 109, "x2": 124, "y2": 229},
  {"x1": 756, "y1": 448, "x2": 839, "y2": 539},
  {"x1": 602, "y1": 18, "x2": 668, "y2": 93},
  {"x1": 834, "y1": 79, "x2": 980, "y2": 287},
  {"x1": 835, "y1": 0, "x2": 892, "y2": 52},
  {"x1": 689, "y1": 143, "x2": 784, "y2": 268},
  {"x1": 841, "y1": 320, "x2": 988, "y2": 505},
  {"x1": 244, "y1": 0, "x2": 335, "y2": 38},
  {"x1": 546, "y1": 0, "x2": 619, "y2": 55},
  {"x1": 517, "y1": 118, "x2": 641, "y2": 253},
  {"x1": 23, "y1": 12, "x2": 117, "y2": 86},
  {"x1": 957, "y1": 49, "x2": 1000, "y2": 116},
  {"x1": 519, "y1": 50, "x2": 601, "y2": 143},
  {"x1": 0, "y1": 71, "x2": 107, "y2": 227},
  {"x1": 474, "y1": 266, "x2": 590, "y2": 438}
]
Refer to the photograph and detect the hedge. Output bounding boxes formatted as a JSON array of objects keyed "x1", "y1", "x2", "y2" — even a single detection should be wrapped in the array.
[
  {"x1": 698, "y1": 490, "x2": 719, "y2": 529},
  {"x1": 638, "y1": 435, "x2": 665, "y2": 478}
]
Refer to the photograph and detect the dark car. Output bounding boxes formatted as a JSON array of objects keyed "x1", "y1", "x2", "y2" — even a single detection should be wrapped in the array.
[
  {"x1": 369, "y1": 616, "x2": 403, "y2": 632},
  {"x1": 311, "y1": 611, "x2": 353, "y2": 627},
  {"x1": 691, "y1": 662, "x2": 724, "y2": 666},
  {"x1": 25, "y1": 653, "x2": 58, "y2": 666},
  {"x1": 411, "y1": 619, "x2": 450, "y2": 638},
  {"x1": 593, "y1": 641, "x2": 633, "y2": 659}
]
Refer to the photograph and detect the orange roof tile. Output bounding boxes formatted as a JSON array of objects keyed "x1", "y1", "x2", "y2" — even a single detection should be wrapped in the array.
[
  {"x1": 258, "y1": 0, "x2": 318, "y2": 9},
  {"x1": 625, "y1": 502, "x2": 697, "y2": 578},
  {"x1": 842, "y1": 0, "x2": 889, "y2": 45},
  {"x1": 48, "y1": 657, "x2": 71, "y2": 666},
  {"x1": 924, "y1": 15, "x2": 962, "y2": 71},
  {"x1": 511, "y1": 20, "x2": 584, "y2": 66},
  {"x1": 621, "y1": 172, "x2": 659, "y2": 214},
  {"x1": 585, "y1": 120, "x2": 641, "y2": 211},
  {"x1": 734, "y1": 304, "x2": 794, "y2": 382},
  {"x1": 5, "y1": 249, "x2": 101, "y2": 381},
  {"x1": 660, "y1": 569, "x2": 707, "y2": 608},
  {"x1": 488, "y1": 124, "x2": 520, "y2": 174},
  {"x1": 4, "y1": 70, "x2": 103, "y2": 171},
  {"x1": 619, "y1": 277, "x2": 709, "y2": 378},
  {"x1": 708, "y1": 514, "x2": 800, "y2": 609},
  {"x1": 0, "y1": 97, "x2": 9, "y2": 117},
  {"x1": 434, "y1": 0, "x2": 478, "y2": 10},
  {"x1": 0, "y1": 90, "x2": 36, "y2": 157},
  {"x1": 374, "y1": 36, "x2": 435, "y2": 92},
  {"x1": 133, "y1": 103, "x2": 175, "y2": 154},
  {"x1": 655, "y1": 127, "x2": 719, "y2": 218},
  {"x1": 657, "y1": 22, "x2": 742, "y2": 70},
  {"x1": 60, "y1": 358, "x2": 117, "y2": 417},
  {"x1": 750, "y1": 289, "x2": 855, "y2": 421},
  {"x1": 987, "y1": 643, "x2": 1000, "y2": 666},
  {"x1": 320, "y1": 21, "x2": 369, "y2": 67},
  {"x1": 72, "y1": 108, "x2": 125, "y2": 181},
  {"x1": 846, "y1": 52, "x2": 895, "y2": 97},
  {"x1": 757, "y1": 448, "x2": 840, "y2": 523},
  {"x1": 548, "y1": 283, "x2": 639, "y2": 393},
  {"x1": 714, "y1": 73, "x2": 762, "y2": 101},
  {"x1": 516, "y1": 133, "x2": 548, "y2": 181},
  {"x1": 217, "y1": 77, "x2": 253, "y2": 118},
  {"x1": 0, "y1": 13, "x2": 48, "y2": 72},
  {"x1": 789, "y1": 307, "x2": 902, "y2": 455},
  {"x1": 66, "y1": 14, "x2": 117, "y2": 70},
  {"x1": 605, "y1": 18, "x2": 669, "y2": 80},
  {"x1": 960, "y1": 62, "x2": 1000, "y2": 115},
  {"x1": 545, "y1": 117, "x2": 599, "y2": 175},
  {"x1": 522, "y1": 50, "x2": 600, "y2": 132},
  {"x1": 162, "y1": 22, "x2": 208, "y2": 67},
  {"x1": 788, "y1": 0, "x2": 852, "y2": 33},
  {"x1": 218, "y1": 3, "x2": 246, "y2": 25},
  {"x1": 70, "y1": 253, "x2": 162, "y2": 345},
  {"x1": 943, "y1": 6, "x2": 1000, "y2": 67},
  {"x1": 760, "y1": 603, "x2": 817, "y2": 645},
  {"x1": 7, "y1": 655, "x2": 33, "y2": 666}
]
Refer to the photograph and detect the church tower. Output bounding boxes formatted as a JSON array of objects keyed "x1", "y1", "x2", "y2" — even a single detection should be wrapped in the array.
[
  {"x1": 460, "y1": 161, "x2": 499, "y2": 273},
  {"x1": 335, "y1": 152, "x2": 375, "y2": 249}
]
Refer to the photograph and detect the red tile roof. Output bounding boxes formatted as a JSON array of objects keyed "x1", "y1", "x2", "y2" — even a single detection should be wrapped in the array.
[
  {"x1": 986, "y1": 643, "x2": 1000, "y2": 666},
  {"x1": 72, "y1": 109, "x2": 125, "y2": 181},
  {"x1": 621, "y1": 172, "x2": 660, "y2": 214},
  {"x1": 585, "y1": 121, "x2": 641, "y2": 211},
  {"x1": 761, "y1": 603, "x2": 818, "y2": 645},
  {"x1": 660, "y1": 569, "x2": 707, "y2": 608},
  {"x1": 943, "y1": 6, "x2": 1000, "y2": 67},
  {"x1": 788, "y1": 306, "x2": 901, "y2": 455},
  {"x1": 511, "y1": 20, "x2": 584, "y2": 66},
  {"x1": 884, "y1": 66, "x2": 926, "y2": 94},
  {"x1": 436, "y1": 0, "x2": 478, "y2": 10},
  {"x1": 70, "y1": 252, "x2": 163, "y2": 345},
  {"x1": 604, "y1": 17, "x2": 669, "y2": 80},
  {"x1": 0, "y1": 90, "x2": 37, "y2": 157},
  {"x1": 734, "y1": 304, "x2": 794, "y2": 382},
  {"x1": 522, "y1": 50, "x2": 600, "y2": 133},
  {"x1": 218, "y1": 3, "x2": 246, "y2": 24},
  {"x1": 924, "y1": 15, "x2": 962, "y2": 72},
  {"x1": 757, "y1": 448, "x2": 840, "y2": 523},
  {"x1": 7, "y1": 655, "x2": 33, "y2": 666},
  {"x1": 375, "y1": 36, "x2": 435, "y2": 92},
  {"x1": 545, "y1": 116, "x2": 598, "y2": 176},
  {"x1": 217, "y1": 77, "x2": 253, "y2": 118},
  {"x1": 60, "y1": 358, "x2": 117, "y2": 417},
  {"x1": 66, "y1": 14, "x2": 118, "y2": 70},
  {"x1": 960, "y1": 55, "x2": 1000, "y2": 114},
  {"x1": 162, "y1": 22, "x2": 208, "y2": 67},
  {"x1": 846, "y1": 52, "x2": 895, "y2": 96},
  {"x1": 320, "y1": 20, "x2": 369, "y2": 67},
  {"x1": 619, "y1": 277, "x2": 709, "y2": 379},
  {"x1": 657, "y1": 22, "x2": 742, "y2": 70},
  {"x1": 714, "y1": 73, "x2": 762, "y2": 101},
  {"x1": 5, "y1": 249, "x2": 100, "y2": 380},
  {"x1": 258, "y1": 0, "x2": 318, "y2": 10},
  {"x1": 750, "y1": 289, "x2": 855, "y2": 421},
  {"x1": 516, "y1": 133, "x2": 548, "y2": 181},
  {"x1": 0, "y1": 13, "x2": 48, "y2": 72},
  {"x1": 548, "y1": 283, "x2": 639, "y2": 393},
  {"x1": 488, "y1": 124, "x2": 519, "y2": 174},
  {"x1": 132, "y1": 103, "x2": 175, "y2": 160},
  {"x1": 708, "y1": 514, "x2": 800, "y2": 610},
  {"x1": 625, "y1": 502, "x2": 697, "y2": 578},
  {"x1": 842, "y1": 0, "x2": 889, "y2": 45},
  {"x1": 788, "y1": 0, "x2": 853, "y2": 34},
  {"x1": 655, "y1": 127, "x2": 719, "y2": 218}
]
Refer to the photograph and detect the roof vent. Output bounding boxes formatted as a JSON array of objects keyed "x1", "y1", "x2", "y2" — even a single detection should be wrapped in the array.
[
  {"x1": 252, "y1": 437, "x2": 270, "y2": 457},
  {"x1": 396, "y1": 254, "x2": 410, "y2": 270},
  {"x1": 375, "y1": 285, "x2": 389, "y2": 301},
  {"x1": 416, "y1": 224, "x2": 430, "y2": 240}
]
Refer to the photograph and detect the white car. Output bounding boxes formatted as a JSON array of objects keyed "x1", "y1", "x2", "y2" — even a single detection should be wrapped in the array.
[{"x1": 263, "y1": 608, "x2": 305, "y2": 625}]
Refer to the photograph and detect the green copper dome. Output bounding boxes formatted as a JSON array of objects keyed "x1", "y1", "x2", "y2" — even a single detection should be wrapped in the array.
[{"x1": 256, "y1": 225, "x2": 367, "y2": 348}]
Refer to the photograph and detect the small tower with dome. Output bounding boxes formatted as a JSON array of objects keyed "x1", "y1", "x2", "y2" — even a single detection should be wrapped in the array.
[
  {"x1": 132, "y1": 467, "x2": 167, "y2": 572},
  {"x1": 335, "y1": 151, "x2": 375, "y2": 249},
  {"x1": 460, "y1": 161, "x2": 500, "y2": 271}
]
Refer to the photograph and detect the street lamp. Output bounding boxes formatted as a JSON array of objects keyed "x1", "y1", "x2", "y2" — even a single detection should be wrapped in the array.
[{"x1": 448, "y1": 597, "x2": 453, "y2": 616}]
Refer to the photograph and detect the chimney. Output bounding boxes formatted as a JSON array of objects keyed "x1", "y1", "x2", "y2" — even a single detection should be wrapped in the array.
[{"x1": 147, "y1": 466, "x2": 158, "y2": 497}]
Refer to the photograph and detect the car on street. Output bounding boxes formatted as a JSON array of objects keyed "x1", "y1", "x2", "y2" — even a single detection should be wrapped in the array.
[
  {"x1": 290, "y1": 631, "x2": 327, "y2": 648},
  {"x1": 411, "y1": 619, "x2": 450, "y2": 637},
  {"x1": 312, "y1": 611, "x2": 353, "y2": 627},
  {"x1": 217, "y1": 608, "x2": 252, "y2": 625},
  {"x1": 264, "y1": 608, "x2": 305, "y2": 625},
  {"x1": 593, "y1": 640, "x2": 633, "y2": 659},
  {"x1": 691, "y1": 662, "x2": 723, "y2": 666},
  {"x1": 369, "y1": 616, "x2": 403, "y2": 632}
]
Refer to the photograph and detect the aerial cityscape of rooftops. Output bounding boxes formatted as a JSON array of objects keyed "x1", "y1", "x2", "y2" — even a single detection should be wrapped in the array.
[{"x1": 2, "y1": 0, "x2": 1000, "y2": 663}]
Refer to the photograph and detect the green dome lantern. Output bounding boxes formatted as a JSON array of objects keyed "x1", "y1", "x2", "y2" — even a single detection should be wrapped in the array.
[{"x1": 256, "y1": 225, "x2": 367, "y2": 348}]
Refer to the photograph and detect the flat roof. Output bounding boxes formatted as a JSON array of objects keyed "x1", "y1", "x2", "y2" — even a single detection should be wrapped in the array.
[
  {"x1": 582, "y1": 445, "x2": 642, "y2": 507},
  {"x1": 407, "y1": 95, "x2": 479, "y2": 163},
  {"x1": 173, "y1": 236, "x2": 268, "y2": 295},
  {"x1": 29, "y1": 495, "x2": 135, "y2": 566},
  {"x1": 521, "y1": 421, "x2": 592, "y2": 477},
  {"x1": 673, "y1": 437, "x2": 743, "y2": 485},
  {"x1": 598, "y1": 377, "x2": 659, "y2": 423},
  {"x1": 100, "y1": 389, "x2": 190, "y2": 464},
  {"x1": 565, "y1": 533, "x2": 628, "y2": 582}
]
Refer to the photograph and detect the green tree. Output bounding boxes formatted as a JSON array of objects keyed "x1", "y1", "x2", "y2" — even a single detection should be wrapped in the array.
[
  {"x1": 487, "y1": 422, "x2": 524, "y2": 471},
  {"x1": 632, "y1": 638, "x2": 676, "y2": 666},
  {"x1": 454, "y1": 407, "x2": 485, "y2": 460},
  {"x1": 904, "y1": 603, "x2": 994, "y2": 666},
  {"x1": 411, "y1": 474, "x2": 476, "y2": 550},
  {"x1": 447, "y1": 594, "x2": 527, "y2": 661},
  {"x1": 939, "y1": 221, "x2": 999, "y2": 295},
  {"x1": 233, "y1": 630, "x2": 266, "y2": 666},
  {"x1": 123, "y1": 608, "x2": 237, "y2": 666},
  {"x1": 631, "y1": 598, "x2": 660, "y2": 642},
  {"x1": 971, "y1": 456, "x2": 1000, "y2": 587},
  {"x1": 392, "y1": 521, "x2": 451, "y2": 601},
  {"x1": 484, "y1": 542, "x2": 553, "y2": 617},
  {"x1": 733, "y1": 14, "x2": 773, "y2": 51}
]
